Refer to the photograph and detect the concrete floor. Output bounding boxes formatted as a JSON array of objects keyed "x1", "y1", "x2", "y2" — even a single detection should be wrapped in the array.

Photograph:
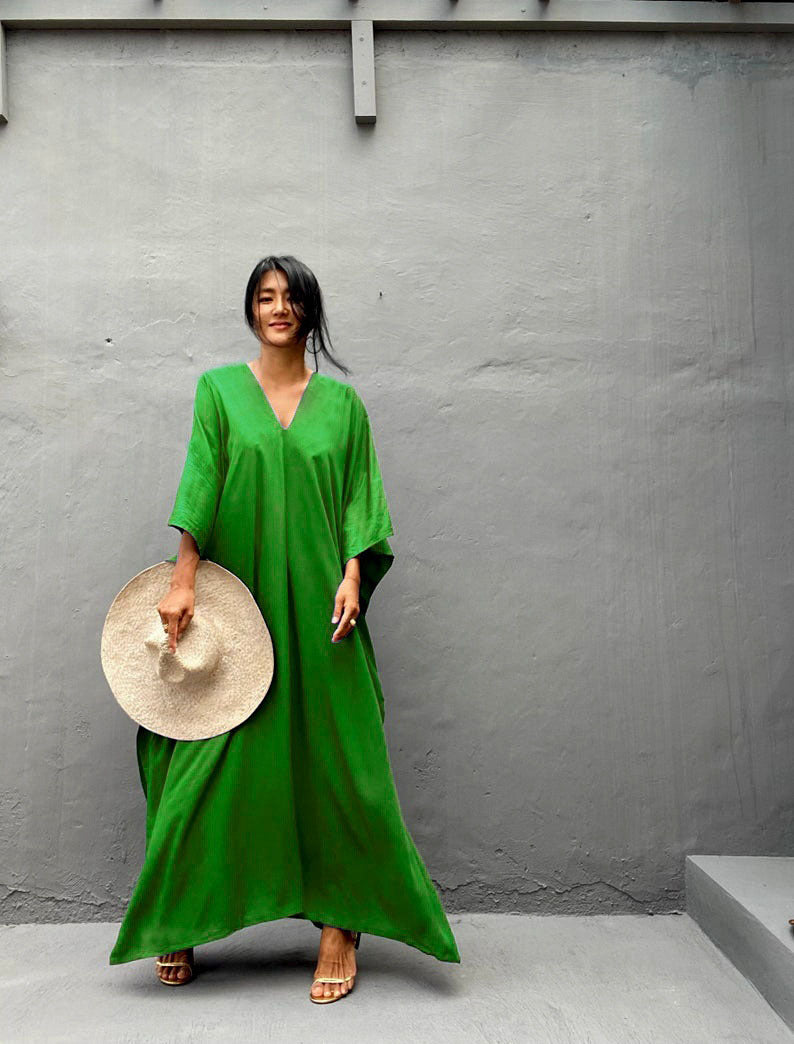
[{"x1": 2, "y1": 913, "x2": 792, "y2": 1043}]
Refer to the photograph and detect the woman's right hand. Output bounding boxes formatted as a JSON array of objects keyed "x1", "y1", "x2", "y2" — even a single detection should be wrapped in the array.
[{"x1": 157, "y1": 584, "x2": 195, "y2": 653}]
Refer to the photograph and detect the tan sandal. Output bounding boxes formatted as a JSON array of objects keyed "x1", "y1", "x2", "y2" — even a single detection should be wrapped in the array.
[
  {"x1": 310, "y1": 972, "x2": 356, "y2": 1003},
  {"x1": 309, "y1": 930, "x2": 360, "y2": 1004},
  {"x1": 155, "y1": 950, "x2": 195, "y2": 986}
]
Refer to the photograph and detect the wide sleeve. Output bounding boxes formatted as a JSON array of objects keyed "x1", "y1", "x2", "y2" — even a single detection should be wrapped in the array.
[
  {"x1": 341, "y1": 387, "x2": 395, "y2": 617},
  {"x1": 165, "y1": 372, "x2": 226, "y2": 562}
]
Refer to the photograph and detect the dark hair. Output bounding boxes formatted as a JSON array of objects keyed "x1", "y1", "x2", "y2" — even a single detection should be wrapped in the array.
[{"x1": 244, "y1": 255, "x2": 351, "y2": 376}]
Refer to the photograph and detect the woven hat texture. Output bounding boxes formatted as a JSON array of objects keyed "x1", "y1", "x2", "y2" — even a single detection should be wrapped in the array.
[{"x1": 101, "y1": 560, "x2": 274, "y2": 740}]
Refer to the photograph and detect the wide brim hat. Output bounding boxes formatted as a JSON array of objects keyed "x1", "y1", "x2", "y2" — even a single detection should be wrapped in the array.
[{"x1": 101, "y1": 559, "x2": 274, "y2": 741}]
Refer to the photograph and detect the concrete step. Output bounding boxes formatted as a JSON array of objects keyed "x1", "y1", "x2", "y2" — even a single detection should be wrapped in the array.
[{"x1": 686, "y1": 855, "x2": 794, "y2": 1032}]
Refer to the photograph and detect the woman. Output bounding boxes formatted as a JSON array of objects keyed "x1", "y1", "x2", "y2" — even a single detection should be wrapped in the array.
[{"x1": 108, "y1": 255, "x2": 461, "y2": 1002}]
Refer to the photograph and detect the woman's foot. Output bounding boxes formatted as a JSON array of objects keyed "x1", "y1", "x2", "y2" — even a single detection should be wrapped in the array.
[
  {"x1": 155, "y1": 947, "x2": 194, "y2": 984},
  {"x1": 311, "y1": 926, "x2": 357, "y2": 1001}
]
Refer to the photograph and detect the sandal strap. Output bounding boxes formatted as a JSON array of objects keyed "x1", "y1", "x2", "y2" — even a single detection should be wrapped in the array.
[
  {"x1": 156, "y1": 960, "x2": 192, "y2": 968},
  {"x1": 312, "y1": 974, "x2": 354, "y2": 984}
]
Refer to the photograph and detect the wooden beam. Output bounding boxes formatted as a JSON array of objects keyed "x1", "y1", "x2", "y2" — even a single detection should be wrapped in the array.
[
  {"x1": 0, "y1": 22, "x2": 7, "y2": 124},
  {"x1": 351, "y1": 19, "x2": 376, "y2": 124},
  {"x1": 1, "y1": 0, "x2": 794, "y2": 33}
]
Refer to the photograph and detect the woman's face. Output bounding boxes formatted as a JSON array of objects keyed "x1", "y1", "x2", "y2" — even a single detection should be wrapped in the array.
[{"x1": 254, "y1": 269, "x2": 305, "y2": 348}]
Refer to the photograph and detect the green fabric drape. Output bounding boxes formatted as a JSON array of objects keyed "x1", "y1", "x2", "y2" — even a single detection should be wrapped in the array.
[{"x1": 108, "y1": 363, "x2": 460, "y2": 966}]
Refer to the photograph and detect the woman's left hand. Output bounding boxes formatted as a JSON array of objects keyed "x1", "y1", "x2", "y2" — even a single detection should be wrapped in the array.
[{"x1": 331, "y1": 577, "x2": 360, "y2": 642}]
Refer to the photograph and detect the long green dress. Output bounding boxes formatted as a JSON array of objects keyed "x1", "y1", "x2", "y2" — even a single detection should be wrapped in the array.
[{"x1": 108, "y1": 362, "x2": 460, "y2": 966}]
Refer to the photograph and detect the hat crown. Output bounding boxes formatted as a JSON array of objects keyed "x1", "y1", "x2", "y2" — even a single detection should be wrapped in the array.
[{"x1": 144, "y1": 611, "x2": 222, "y2": 686}]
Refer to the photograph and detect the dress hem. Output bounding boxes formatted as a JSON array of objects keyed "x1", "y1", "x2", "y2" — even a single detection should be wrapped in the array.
[{"x1": 108, "y1": 903, "x2": 461, "y2": 966}]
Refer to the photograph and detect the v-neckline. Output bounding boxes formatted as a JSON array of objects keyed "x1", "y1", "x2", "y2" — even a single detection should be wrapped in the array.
[{"x1": 243, "y1": 361, "x2": 315, "y2": 432}]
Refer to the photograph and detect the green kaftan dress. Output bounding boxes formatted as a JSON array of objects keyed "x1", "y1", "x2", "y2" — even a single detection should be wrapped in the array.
[{"x1": 108, "y1": 362, "x2": 460, "y2": 966}]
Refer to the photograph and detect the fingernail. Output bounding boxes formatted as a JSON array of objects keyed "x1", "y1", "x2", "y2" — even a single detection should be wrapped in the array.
[{"x1": 331, "y1": 616, "x2": 338, "y2": 623}]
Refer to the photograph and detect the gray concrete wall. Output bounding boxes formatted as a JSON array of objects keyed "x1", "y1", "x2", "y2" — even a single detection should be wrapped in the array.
[{"x1": 1, "y1": 28, "x2": 792, "y2": 924}]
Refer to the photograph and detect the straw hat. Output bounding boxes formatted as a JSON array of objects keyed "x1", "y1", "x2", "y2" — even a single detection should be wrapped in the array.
[{"x1": 101, "y1": 560, "x2": 274, "y2": 741}]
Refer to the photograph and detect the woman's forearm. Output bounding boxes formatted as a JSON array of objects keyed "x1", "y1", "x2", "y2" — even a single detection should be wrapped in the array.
[
  {"x1": 171, "y1": 529, "x2": 200, "y2": 590},
  {"x1": 344, "y1": 555, "x2": 360, "y2": 585}
]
